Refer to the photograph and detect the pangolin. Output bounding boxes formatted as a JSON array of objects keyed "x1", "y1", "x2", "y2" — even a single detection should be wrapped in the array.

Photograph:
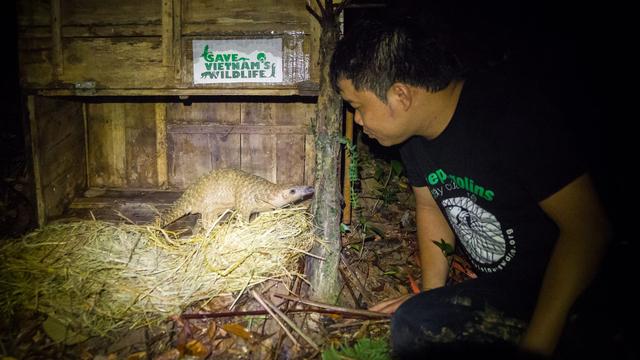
[{"x1": 153, "y1": 168, "x2": 314, "y2": 230}]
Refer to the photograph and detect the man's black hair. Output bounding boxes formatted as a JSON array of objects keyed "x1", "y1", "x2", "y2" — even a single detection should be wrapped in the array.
[{"x1": 330, "y1": 16, "x2": 464, "y2": 100}]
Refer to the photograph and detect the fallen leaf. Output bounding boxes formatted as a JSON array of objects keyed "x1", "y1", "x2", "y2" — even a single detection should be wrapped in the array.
[{"x1": 221, "y1": 323, "x2": 253, "y2": 341}]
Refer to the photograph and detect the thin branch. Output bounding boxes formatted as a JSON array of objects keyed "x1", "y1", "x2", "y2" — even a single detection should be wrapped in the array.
[
  {"x1": 306, "y1": 0, "x2": 322, "y2": 23},
  {"x1": 250, "y1": 290, "x2": 301, "y2": 348},
  {"x1": 274, "y1": 293, "x2": 390, "y2": 318},
  {"x1": 180, "y1": 306, "x2": 385, "y2": 320},
  {"x1": 251, "y1": 290, "x2": 320, "y2": 351},
  {"x1": 315, "y1": 0, "x2": 326, "y2": 15},
  {"x1": 338, "y1": 265, "x2": 362, "y2": 308},
  {"x1": 339, "y1": 253, "x2": 374, "y2": 305}
]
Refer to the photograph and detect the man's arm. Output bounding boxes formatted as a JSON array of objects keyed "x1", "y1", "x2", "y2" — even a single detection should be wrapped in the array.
[
  {"x1": 413, "y1": 185, "x2": 456, "y2": 290},
  {"x1": 369, "y1": 185, "x2": 454, "y2": 313},
  {"x1": 520, "y1": 173, "x2": 611, "y2": 356}
]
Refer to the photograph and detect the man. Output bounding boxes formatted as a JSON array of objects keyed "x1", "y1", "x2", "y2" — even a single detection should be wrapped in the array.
[{"x1": 330, "y1": 16, "x2": 610, "y2": 358}]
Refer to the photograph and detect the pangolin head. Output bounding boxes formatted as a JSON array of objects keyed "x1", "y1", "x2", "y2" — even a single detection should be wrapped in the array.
[{"x1": 269, "y1": 185, "x2": 315, "y2": 208}]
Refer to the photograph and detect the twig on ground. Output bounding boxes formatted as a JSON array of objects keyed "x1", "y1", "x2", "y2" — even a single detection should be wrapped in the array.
[
  {"x1": 274, "y1": 293, "x2": 390, "y2": 319},
  {"x1": 251, "y1": 290, "x2": 319, "y2": 351},
  {"x1": 340, "y1": 254, "x2": 375, "y2": 305}
]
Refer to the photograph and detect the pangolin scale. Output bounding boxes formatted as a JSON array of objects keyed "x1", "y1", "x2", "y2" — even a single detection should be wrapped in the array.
[{"x1": 154, "y1": 168, "x2": 314, "y2": 230}]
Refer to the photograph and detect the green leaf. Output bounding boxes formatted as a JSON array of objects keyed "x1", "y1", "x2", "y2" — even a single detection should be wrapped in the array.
[
  {"x1": 322, "y1": 338, "x2": 391, "y2": 360},
  {"x1": 366, "y1": 224, "x2": 385, "y2": 239},
  {"x1": 432, "y1": 239, "x2": 454, "y2": 257},
  {"x1": 390, "y1": 160, "x2": 403, "y2": 177},
  {"x1": 340, "y1": 223, "x2": 351, "y2": 233}
]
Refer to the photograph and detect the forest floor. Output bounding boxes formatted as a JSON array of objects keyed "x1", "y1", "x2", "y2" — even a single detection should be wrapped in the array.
[{"x1": 0, "y1": 138, "x2": 636, "y2": 360}]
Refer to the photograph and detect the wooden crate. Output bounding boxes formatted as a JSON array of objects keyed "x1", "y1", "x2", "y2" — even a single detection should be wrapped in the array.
[
  {"x1": 19, "y1": 0, "x2": 320, "y2": 226},
  {"x1": 17, "y1": 0, "x2": 320, "y2": 95}
]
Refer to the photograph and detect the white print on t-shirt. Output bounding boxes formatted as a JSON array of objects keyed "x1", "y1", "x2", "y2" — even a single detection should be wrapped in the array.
[{"x1": 442, "y1": 196, "x2": 508, "y2": 267}]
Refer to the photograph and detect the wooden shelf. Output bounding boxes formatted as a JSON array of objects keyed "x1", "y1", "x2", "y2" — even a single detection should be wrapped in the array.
[{"x1": 35, "y1": 85, "x2": 320, "y2": 98}]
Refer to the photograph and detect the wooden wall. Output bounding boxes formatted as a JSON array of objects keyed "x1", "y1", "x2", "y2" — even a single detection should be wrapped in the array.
[
  {"x1": 17, "y1": 0, "x2": 319, "y2": 92},
  {"x1": 86, "y1": 102, "x2": 158, "y2": 189},
  {"x1": 28, "y1": 96, "x2": 86, "y2": 224},
  {"x1": 85, "y1": 99, "x2": 315, "y2": 189},
  {"x1": 19, "y1": 0, "x2": 321, "y2": 222}
]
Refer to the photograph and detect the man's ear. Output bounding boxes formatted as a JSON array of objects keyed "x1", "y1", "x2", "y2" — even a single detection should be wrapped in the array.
[{"x1": 388, "y1": 82, "x2": 412, "y2": 111}]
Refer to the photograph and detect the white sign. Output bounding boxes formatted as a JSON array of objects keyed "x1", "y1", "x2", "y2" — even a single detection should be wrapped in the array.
[{"x1": 193, "y1": 39, "x2": 283, "y2": 84}]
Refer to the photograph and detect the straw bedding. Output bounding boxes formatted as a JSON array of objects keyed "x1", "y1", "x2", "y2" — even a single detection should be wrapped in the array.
[{"x1": 0, "y1": 208, "x2": 317, "y2": 338}]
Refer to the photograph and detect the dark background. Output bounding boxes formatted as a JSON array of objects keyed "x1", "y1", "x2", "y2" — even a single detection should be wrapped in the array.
[
  {"x1": 343, "y1": 1, "x2": 636, "y2": 356},
  {"x1": 1, "y1": 0, "x2": 635, "y2": 356}
]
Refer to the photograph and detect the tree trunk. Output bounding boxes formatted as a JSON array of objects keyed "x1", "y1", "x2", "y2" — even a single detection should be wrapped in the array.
[{"x1": 305, "y1": 11, "x2": 343, "y2": 303}]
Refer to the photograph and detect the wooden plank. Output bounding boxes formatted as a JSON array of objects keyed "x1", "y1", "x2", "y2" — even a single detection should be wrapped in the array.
[
  {"x1": 305, "y1": 134, "x2": 315, "y2": 186},
  {"x1": 87, "y1": 103, "x2": 127, "y2": 187},
  {"x1": 167, "y1": 102, "x2": 240, "y2": 124},
  {"x1": 276, "y1": 134, "x2": 305, "y2": 185},
  {"x1": 173, "y1": 0, "x2": 182, "y2": 82},
  {"x1": 62, "y1": 24, "x2": 161, "y2": 37},
  {"x1": 168, "y1": 133, "x2": 212, "y2": 188},
  {"x1": 241, "y1": 103, "x2": 276, "y2": 181},
  {"x1": 17, "y1": 0, "x2": 51, "y2": 27},
  {"x1": 35, "y1": 87, "x2": 315, "y2": 96},
  {"x1": 60, "y1": 37, "x2": 169, "y2": 89},
  {"x1": 182, "y1": 0, "x2": 310, "y2": 33},
  {"x1": 69, "y1": 190, "x2": 181, "y2": 208},
  {"x1": 35, "y1": 97, "x2": 82, "y2": 151},
  {"x1": 124, "y1": 103, "x2": 157, "y2": 189},
  {"x1": 18, "y1": 37, "x2": 54, "y2": 88},
  {"x1": 65, "y1": 190, "x2": 189, "y2": 226},
  {"x1": 61, "y1": 0, "x2": 161, "y2": 26},
  {"x1": 27, "y1": 96, "x2": 46, "y2": 226},
  {"x1": 342, "y1": 110, "x2": 354, "y2": 224},
  {"x1": 241, "y1": 133, "x2": 277, "y2": 182},
  {"x1": 168, "y1": 124, "x2": 309, "y2": 134},
  {"x1": 162, "y1": 0, "x2": 173, "y2": 66},
  {"x1": 273, "y1": 102, "x2": 312, "y2": 184},
  {"x1": 40, "y1": 112, "x2": 85, "y2": 187},
  {"x1": 156, "y1": 103, "x2": 168, "y2": 188},
  {"x1": 83, "y1": 103, "x2": 90, "y2": 190},
  {"x1": 50, "y1": 0, "x2": 63, "y2": 76},
  {"x1": 31, "y1": 97, "x2": 86, "y2": 222},
  {"x1": 210, "y1": 133, "x2": 241, "y2": 170},
  {"x1": 42, "y1": 161, "x2": 85, "y2": 218}
]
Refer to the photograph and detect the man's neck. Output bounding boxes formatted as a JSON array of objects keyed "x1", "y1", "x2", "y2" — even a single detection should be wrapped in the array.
[{"x1": 414, "y1": 80, "x2": 465, "y2": 140}]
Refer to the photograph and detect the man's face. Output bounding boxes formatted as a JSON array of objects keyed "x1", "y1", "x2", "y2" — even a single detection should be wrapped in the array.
[{"x1": 338, "y1": 78, "x2": 413, "y2": 147}]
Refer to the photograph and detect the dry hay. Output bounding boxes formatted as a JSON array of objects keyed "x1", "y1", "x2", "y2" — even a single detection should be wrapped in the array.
[{"x1": 0, "y1": 208, "x2": 318, "y2": 338}]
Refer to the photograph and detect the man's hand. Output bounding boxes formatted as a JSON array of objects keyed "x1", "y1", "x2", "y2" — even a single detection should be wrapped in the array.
[{"x1": 369, "y1": 294, "x2": 414, "y2": 314}]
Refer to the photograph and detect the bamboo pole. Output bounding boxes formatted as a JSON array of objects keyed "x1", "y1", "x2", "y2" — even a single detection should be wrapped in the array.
[{"x1": 341, "y1": 110, "x2": 354, "y2": 224}]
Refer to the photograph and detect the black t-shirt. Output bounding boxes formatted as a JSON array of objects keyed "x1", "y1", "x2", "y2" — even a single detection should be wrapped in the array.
[{"x1": 400, "y1": 69, "x2": 585, "y2": 283}]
